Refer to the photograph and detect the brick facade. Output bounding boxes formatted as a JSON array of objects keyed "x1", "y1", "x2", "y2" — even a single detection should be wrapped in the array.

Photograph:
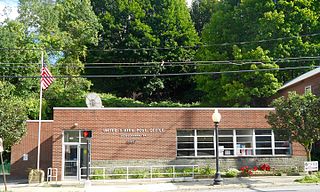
[
  {"x1": 10, "y1": 121, "x2": 53, "y2": 179},
  {"x1": 11, "y1": 108, "x2": 306, "y2": 180},
  {"x1": 278, "y1": 72, "x2": 320, "y2": 97}
]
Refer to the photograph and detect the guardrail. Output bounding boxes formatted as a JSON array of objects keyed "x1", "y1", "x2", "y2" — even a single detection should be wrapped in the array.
[{"x1": 80, "y1": 165, "x2": 199, "y2": 181}]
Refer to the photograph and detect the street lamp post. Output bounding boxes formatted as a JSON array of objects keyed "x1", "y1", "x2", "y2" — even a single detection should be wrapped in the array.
[{"x1": 212, "y1": 109, "x2": 223, "y2": 185}]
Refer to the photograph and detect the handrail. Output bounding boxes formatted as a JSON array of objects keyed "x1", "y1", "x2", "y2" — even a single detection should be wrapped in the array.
[
  {"x1": 79, "y1": 165, "x2": 199, "y2": 181},
  {"x1": 47, "y1": 168, "x2": 58, "y2": 183}
]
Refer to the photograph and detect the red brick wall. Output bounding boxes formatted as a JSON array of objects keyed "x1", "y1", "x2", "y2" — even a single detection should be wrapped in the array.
[
  {"x1": 10, "y1": 121, "x2": 53, "y2": 179},
  {"x1": 278, "y1": 73, "x2": 320, "y2": 97},
  {"x1": 11, "y1": 108, "x2": 306, "y2": 180},
  {"x1": 292, "y1": 142, "x2": 307, "y2": 156},
  {"x1": 50, "y1": 108, "x2": 306, "y2": 179}
]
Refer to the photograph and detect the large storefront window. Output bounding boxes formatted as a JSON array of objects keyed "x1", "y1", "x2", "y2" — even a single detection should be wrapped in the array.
[{"x1": 177, "y1": 129, "x2": 291, "y2": 157}]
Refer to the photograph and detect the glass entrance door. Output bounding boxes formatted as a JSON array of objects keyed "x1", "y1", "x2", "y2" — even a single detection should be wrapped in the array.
[
  {"x1": 64, "y1": 145, "x2": 78, "y2": 177},
  {"x1": 63, "y1": 130, "x2": 91, "y2": 180}
]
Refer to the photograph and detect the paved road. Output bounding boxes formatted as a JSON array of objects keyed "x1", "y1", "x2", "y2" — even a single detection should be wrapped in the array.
[{"x1": 187, "y1": 185, "x2": 320, "y2": 192}]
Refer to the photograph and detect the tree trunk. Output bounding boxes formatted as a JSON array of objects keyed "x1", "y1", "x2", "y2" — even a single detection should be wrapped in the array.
[
  {"x1": 306, "y1": 144, "x2": 313, "y2": 175},
  {"x1": 304, "y1": 143, "x2": 313, "y2": 161},
  {"x1": 306, "y1": 149, "x2": 311, "y2": 161}
]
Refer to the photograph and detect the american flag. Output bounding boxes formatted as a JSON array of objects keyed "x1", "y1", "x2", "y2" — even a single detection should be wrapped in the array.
[{"x1": 41, "y1": 64, "x2": 54, "y2": 90}]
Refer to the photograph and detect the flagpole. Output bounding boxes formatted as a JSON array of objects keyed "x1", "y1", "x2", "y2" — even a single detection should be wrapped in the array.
[{"x1": 37, "y1": 51, "x2": 44, "y2": 170}]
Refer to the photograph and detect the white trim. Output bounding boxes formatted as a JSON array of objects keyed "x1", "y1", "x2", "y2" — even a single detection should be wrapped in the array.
[
  {"x1": 26, "y1": 120, "x2": 54, "y2": 123},
  {"x1": 176, "y1": 129, "x2": 291, "y2": 158},
  {"x1": 62, "y1": 131, "x2": 65, "y2": 181},
  {"x1": 53, "y1": 107, "x2": 275, "y2": 111},
  {"x1": 280, "y1": 67, "x2": 320, "y2": 90}
]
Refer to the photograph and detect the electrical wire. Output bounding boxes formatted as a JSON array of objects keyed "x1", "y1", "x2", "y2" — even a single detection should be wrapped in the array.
[
  {"x1": 1, "y1": 56, "x2": 320, "y2": 69},
  {"x1": 0, "y1": 65, "x2": 317, "y2": 79},
  {"x1": 0, "y1": 32, "x2": 319, "y2": 52}
]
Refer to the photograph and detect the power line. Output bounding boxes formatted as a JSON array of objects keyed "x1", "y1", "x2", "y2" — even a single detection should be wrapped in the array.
[
  {"x1": 0, "y1": 65, "x2": 317, "y2": 79},
  {"x1": 0, "y1": 32, "x2": 319, "y2": 52},
  {"x1": 0, "y1": 56, "x2": 320, "y2": 69},
  {"x1": 1, "y1": 56, "x2": 320, "y2": 69}
]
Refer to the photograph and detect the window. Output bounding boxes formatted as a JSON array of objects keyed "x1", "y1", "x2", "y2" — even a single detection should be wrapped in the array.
[
  {"x1": 177, "y1": 130, "x2": 195, "y2": 157},
  {"x1": 236, "y1": 130, "x2": 253, "y2": 156},
  {"x1": 305, "y1": 85, "x2": 312, "y2": 94},
  {"x1": 176, "y1": 129, "x2": 291, "y2": 157},
  {"x1": 197, "y1": 130, "x2": 214, "y2": 156},
  {"x1": 255, "y1": 130, "x2": 272, "y2": 155},
  {"x1": 219, "y1": 130, "x2": 234, "y2": 156},
  {"x1": 64, "y1": 130, "x2": 89, "y2": 144},
  {"x1": 274, "y1": 134, "x2": 291, "y2": 155}
]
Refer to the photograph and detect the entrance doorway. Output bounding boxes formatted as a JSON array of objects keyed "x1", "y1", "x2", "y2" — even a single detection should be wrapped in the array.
[{"x1": 63, "y1": 130, "x2": 90, "y2": 180}]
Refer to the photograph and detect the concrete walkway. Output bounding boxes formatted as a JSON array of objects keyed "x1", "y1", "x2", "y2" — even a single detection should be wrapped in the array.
[{"x1": 0, "y1": 176, "x2": 315, "y2": 192}]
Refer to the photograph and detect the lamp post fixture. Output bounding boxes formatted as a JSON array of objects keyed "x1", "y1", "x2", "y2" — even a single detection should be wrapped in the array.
[{"x1": 212, "y1": 109, "x2": 223, "y2": 185}]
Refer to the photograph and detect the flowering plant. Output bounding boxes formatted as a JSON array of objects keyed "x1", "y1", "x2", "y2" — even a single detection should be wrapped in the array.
[
  {"x1": 260, "y1": 163, "x2": 271, "y2": 171},
  {"x1": 240, "y1": 166, "x2": 253, "y2": 177}
]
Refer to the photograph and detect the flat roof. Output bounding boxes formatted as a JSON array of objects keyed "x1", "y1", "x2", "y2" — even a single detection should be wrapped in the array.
[
  {"x1": 53, "y1": 107, "x2": 274, "y2": 111},
  {"x1": 26, "y1": 120, "x2": 54, "y2": 122}
]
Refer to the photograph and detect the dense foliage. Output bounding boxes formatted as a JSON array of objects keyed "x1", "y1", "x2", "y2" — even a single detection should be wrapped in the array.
[
  {"x1": 267, "y1": 92, "x2": 320, "y2": 161},
  {"x1": 0, "y1": 0, "x2": 100, "y2": 147},
  {"x1": 190, "y1": 0, "x2": 217, "y2": 36},
  {"x1": 86, "y1": 0, "x2": 200, "y2": 103},
  {"x1": 0, "y1": 82, "x2": 27, "y2": 149},
  {"x1": 1, "y1": 0, "x2": 320, "y2": 148},
  {"x1": 196, "y1": 0, "x2": 320, "y2": 106},
  {"x1": 100, "y1": 93, "x2": 200, "y2": 107}
]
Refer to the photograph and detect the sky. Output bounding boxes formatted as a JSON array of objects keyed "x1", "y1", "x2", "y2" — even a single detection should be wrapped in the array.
[
  {"x1": 0, "y1": 0, "x2": 19, "y2": 22},
  {"x1": 0, "y1": 0, "x2": 193, "y2": 22}
]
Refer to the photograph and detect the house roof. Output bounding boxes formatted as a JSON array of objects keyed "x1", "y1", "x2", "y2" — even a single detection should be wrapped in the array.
[{"x1": 279, "y1": 67, "x2": 320, "y2": 90}]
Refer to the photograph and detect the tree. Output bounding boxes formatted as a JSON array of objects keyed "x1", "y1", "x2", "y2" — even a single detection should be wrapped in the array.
[
  {"x1": 0, "y1": 81, "x2": 27, "y2": 149},
  {"x1": 196, "y1": 0, "x2": 320, "y2": 107},
  {"x1": 257, "y1": 0, "x2": 320, "y2": 82},
  {"x1": 190, "y1": 0, "x2": 217, "y2": 35},
  {"x1": 87, "y1": 0, "x2": 200, "y2": 102},
  {"x1": 266, "y1": 92, "x2": 320, "y2": 161},
  {"x1": 14, "y1": 0, "x2": 101, "y2": 117}
]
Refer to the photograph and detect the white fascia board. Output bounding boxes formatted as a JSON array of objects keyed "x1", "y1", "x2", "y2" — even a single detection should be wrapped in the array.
[{"x1": 53, "y1": 107, "x2": 275, "y2": 111}]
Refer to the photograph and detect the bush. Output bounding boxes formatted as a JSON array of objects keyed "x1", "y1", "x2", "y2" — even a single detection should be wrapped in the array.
[
  {"x1": 0, "y1": 160, "x2": 10, "y2": 174},
  {"x1": 259, "y1": 163, "x2": 271, "y2": 171},
  {"x1": 240, "y1": 166, "x2": 253, "y2": 177},
  {"x1": 100, "y1": 93, "x2": 200, "y2": 108},
  {"x1": 131, "y1": 169, "x2": 149, "y2": 179},
  {"x1": 91, "y1": 169, "x2": 105, "y2": 180},
  {"x1": 295, "y1": 174, "x2": 320, "y2": 183},
  {"x1": 151, "y1": 168, "x2": 165, "y2": 178},
  {"x1": 111, "y1": 168, "x2": 126, "y2": 179},
  {"x1": 225, "y1": 168, "x2": 239, "y2": 177},
  {"x1": 198, "y1": 165, "x2": 215, "y2": 176}
]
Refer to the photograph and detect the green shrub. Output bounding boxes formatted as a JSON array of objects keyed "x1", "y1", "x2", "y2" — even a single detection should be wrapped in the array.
[
  {"x1": 151, "y1": 168, "x2": 164, "y2": 178},
  {"x1": 225, "y1": 168, "x2": 239, "y2": 177},
  {"x1": 0, "y1": 160, "x2": 10, "y2": 174},
  {"x1": 131, "y1": 170, "x2": 149, "y2": 179},
  {"x1": 111, "y1": 168, "x2": 126, "y2": 179},
  {"x1": 198, "y1": 165, "x2": 215, "y2": 176},
  {"x1": 178, "y1": 167, "x2": 194, "y2": 177},
  {"x1": 100, "y1": 93, "x2": 200, "y2": 108},
  {"x1": 91, "y1": 169, "x2": 105, "y2": 180},
  {"x1": 295, "y1": 175, "x2": 320, "y2": 183}
]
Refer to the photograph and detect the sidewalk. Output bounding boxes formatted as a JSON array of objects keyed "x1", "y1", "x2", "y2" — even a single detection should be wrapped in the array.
[{"x1": 0, "y1": 176, "x2": 312, "y2": 192}]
